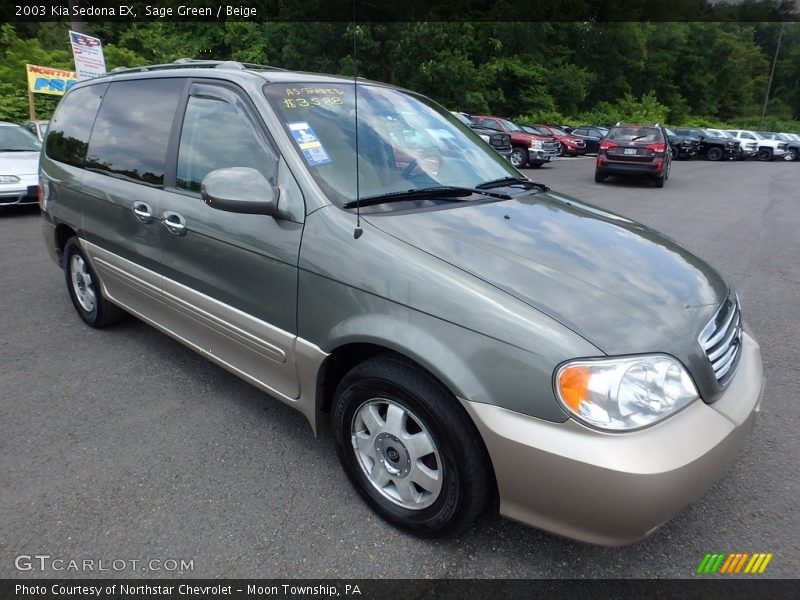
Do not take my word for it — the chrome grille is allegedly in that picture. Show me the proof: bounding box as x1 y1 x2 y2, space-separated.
699 295 743 386
542 141 560 152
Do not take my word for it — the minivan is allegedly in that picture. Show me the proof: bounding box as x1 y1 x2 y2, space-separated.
40 60 764 545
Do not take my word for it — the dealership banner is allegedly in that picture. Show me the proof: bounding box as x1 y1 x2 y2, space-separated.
69 30 106 80
25 64 78 96
1 579 797 600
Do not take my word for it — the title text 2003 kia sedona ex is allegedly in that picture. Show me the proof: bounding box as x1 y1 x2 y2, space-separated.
40 60 764 545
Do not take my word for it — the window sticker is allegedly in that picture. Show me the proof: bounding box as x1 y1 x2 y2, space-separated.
287 122 332 166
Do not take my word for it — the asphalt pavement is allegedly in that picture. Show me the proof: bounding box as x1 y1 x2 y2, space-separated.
1 157 798 578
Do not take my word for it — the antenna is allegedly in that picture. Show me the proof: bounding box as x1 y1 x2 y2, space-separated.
352 1 363 239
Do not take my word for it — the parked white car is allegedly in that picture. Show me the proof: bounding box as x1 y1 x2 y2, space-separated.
22 119 49 142
726 129 787 161
0 122 41 208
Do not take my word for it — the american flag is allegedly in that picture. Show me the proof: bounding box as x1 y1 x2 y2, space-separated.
70 32 101 48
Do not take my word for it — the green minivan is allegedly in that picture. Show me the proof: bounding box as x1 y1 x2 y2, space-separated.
40 60 764 545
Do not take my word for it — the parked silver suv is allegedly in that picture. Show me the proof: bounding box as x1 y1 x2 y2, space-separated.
40 61 764 545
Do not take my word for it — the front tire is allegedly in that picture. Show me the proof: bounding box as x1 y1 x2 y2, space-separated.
333 356 491 537
509 147 528 169
707 147 723 161
64 237 126 328
784 148 798 161
757 147 773 162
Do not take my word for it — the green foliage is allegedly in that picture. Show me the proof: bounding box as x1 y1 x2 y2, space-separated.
577 92 670 127
1 20 798 133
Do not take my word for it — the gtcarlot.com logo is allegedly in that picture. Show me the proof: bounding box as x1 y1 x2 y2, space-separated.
696 552 773 574
14 554 194 572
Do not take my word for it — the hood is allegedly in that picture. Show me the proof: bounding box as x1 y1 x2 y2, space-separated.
0 151 40 176
364 192 728 355
517 131 556 142
703 136 738 145
471 126 509 139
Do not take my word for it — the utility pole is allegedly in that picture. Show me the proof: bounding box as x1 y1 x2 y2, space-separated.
68 0 86 34
759 23 785 129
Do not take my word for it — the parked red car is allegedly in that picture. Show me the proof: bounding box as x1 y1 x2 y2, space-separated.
534 124 588 156
471 115 560 168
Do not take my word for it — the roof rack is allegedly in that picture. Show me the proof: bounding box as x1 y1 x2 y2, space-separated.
108 58 287 76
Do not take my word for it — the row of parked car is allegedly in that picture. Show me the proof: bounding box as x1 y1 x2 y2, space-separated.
452 112 800 165
3 110 798 212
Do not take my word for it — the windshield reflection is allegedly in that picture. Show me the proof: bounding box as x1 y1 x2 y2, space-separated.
264 83 517 208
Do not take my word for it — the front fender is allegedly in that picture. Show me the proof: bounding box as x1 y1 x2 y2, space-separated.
298 269 572 425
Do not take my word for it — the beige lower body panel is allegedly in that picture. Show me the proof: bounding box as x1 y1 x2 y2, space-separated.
81 240 327 433
460 333 763 546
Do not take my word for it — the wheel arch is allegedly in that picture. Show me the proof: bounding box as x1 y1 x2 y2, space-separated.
314 333 487 428
315 335 499 506
54 223 78 267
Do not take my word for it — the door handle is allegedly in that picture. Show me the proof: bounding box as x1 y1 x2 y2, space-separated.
163 211 187 236
132 201 154 224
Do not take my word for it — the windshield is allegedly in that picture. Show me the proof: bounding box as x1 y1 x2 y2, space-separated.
0 126 41 151
499 118 523 132
451 112 480 127
264 83 518 207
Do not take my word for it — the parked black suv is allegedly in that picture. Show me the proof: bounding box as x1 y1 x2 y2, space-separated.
595 124 672 187
674 128 740 161
665 127 700 160
451 112 512 160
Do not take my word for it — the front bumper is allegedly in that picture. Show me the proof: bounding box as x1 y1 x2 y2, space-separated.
0 174 38 206
528 148 559 163
562 143 587 155
460 331 763 546
491 144 513 158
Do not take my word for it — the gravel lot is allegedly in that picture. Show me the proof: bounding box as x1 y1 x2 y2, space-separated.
1 157 798 579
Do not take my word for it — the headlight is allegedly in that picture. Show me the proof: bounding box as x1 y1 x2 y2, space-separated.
555 355 699 431
479 134 490 143
0 175 21 183
530 141 543 149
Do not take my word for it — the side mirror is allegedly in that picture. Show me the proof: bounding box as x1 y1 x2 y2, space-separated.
201 167 278 216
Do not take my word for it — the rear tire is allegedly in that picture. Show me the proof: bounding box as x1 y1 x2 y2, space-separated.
64 237 126 328
594 171 606 183
332 356 491 537
654 174 665 188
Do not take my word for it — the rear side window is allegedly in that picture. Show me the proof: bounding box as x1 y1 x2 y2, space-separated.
45 84 107 167
85 78 184 186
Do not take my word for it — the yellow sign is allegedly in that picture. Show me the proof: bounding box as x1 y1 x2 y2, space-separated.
26 64 78 96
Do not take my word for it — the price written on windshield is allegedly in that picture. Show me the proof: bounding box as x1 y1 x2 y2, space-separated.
283 96 344 109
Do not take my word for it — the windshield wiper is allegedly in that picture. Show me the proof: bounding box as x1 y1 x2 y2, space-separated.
476 176 550 192
0 148 37 152
342 186 511 209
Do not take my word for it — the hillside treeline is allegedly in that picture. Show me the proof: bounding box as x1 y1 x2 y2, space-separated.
2 20 799 130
